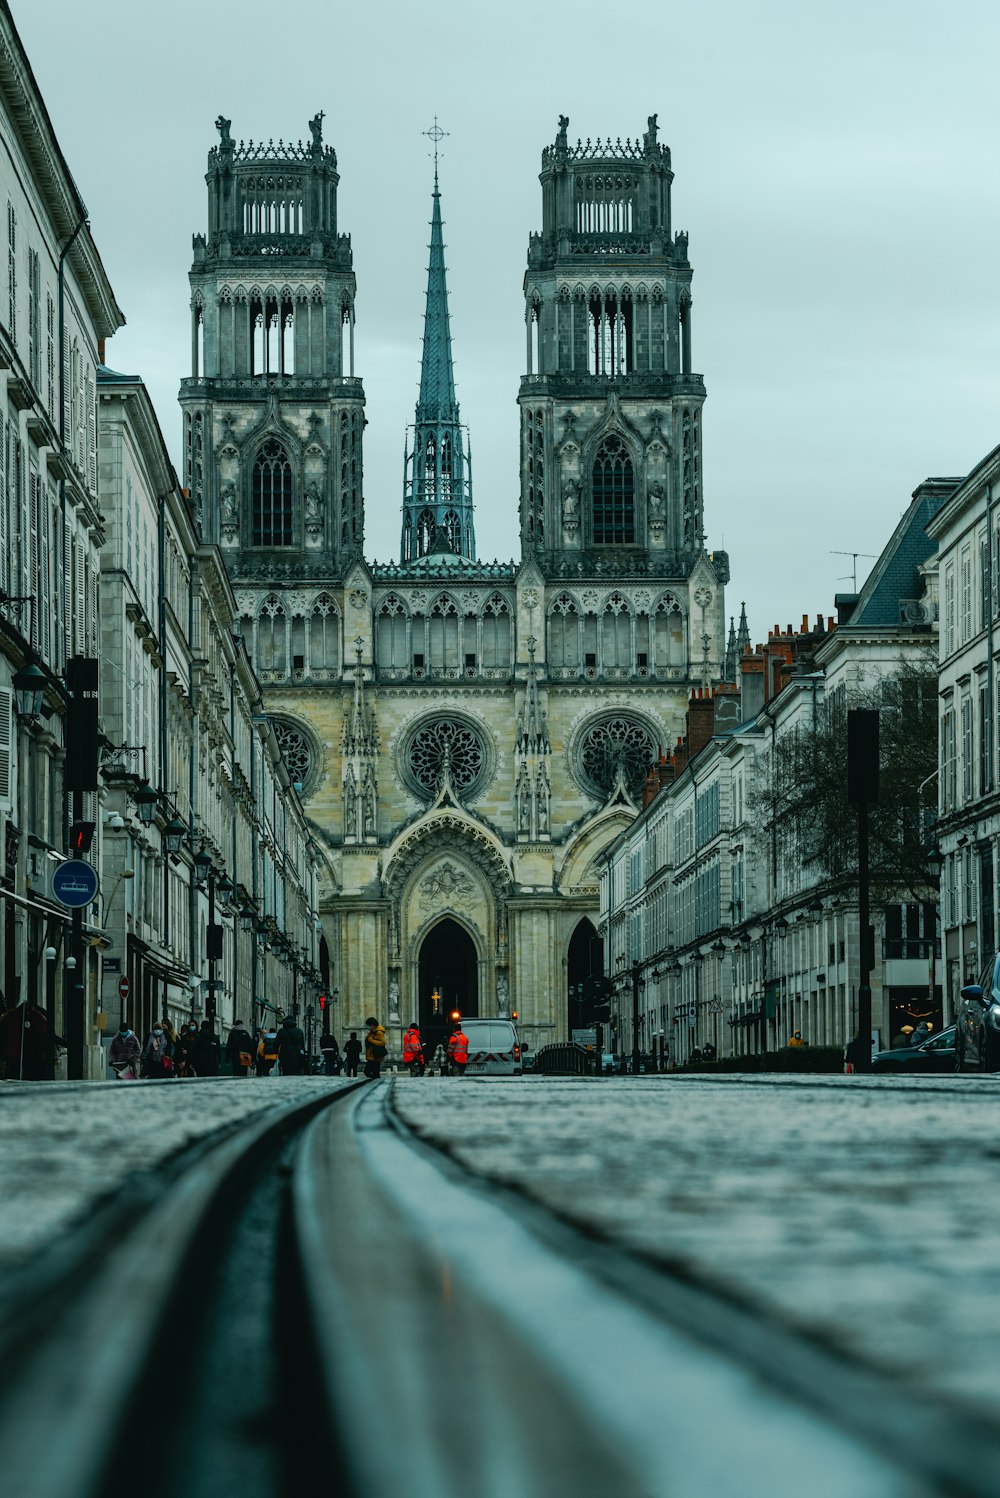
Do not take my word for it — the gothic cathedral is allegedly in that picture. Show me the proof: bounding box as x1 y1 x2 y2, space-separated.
179 112 728 1053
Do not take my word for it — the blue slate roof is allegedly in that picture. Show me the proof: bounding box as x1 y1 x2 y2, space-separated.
848 478 961 629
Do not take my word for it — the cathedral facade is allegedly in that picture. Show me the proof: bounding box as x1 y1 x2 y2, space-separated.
179 113 728 1053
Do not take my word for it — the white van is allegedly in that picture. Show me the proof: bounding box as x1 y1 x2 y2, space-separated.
461 1018 523 1076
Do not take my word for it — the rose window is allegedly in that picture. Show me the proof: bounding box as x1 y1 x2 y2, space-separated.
406 718 486 799
271 718 314 792
579 716 655 799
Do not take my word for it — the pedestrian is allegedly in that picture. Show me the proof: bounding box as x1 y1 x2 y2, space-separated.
890 1025 914 1050
225 1018 255 1077
0 1001 49 1081
402 1021 425 1077
190 1020 220 1077
257 1025 279 1076
319 1031 342 1076
141 1021 175 1079
911 1021 934 1044
175 1021 199 1077
787 1031 805 1048
343 1030 362 1078
430 1041 447 1076
109 1022 140 1080
364 1015 386 1079
276 1014 308 1075
447 1021 469 1078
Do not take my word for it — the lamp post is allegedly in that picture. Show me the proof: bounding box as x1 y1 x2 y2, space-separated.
193 847 231 1025
630 960 644 1076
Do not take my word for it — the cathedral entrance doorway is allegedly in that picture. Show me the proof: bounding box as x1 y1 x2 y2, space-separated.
418 918 479 1059
566 917 599 1038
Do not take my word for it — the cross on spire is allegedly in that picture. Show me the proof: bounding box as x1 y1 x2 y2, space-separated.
422 117 449 184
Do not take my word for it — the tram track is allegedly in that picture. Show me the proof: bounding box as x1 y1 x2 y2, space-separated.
0 1076 989 1497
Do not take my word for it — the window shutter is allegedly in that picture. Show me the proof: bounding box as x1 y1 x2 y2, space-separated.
0 686 11 809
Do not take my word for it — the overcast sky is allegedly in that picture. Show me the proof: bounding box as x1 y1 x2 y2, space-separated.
15 0 1000 644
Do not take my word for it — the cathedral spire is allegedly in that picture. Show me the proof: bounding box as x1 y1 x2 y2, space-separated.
401 124 475 563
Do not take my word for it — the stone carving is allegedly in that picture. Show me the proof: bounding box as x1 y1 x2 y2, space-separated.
521 587 539 611
220 484 238 538
556 115 569 151
561 480 580 534
648 481 664 521
215 116 232 149
349 587 367 611
694 586 713 609
644 113 658 152
309 111 325 148
388 975 400 1019
496 971 510 1017
419 860 476 911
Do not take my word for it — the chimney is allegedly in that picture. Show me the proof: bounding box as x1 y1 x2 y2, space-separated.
687 689 716 760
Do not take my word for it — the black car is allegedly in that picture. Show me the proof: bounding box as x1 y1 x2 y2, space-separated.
871 1025 956 1072
957 955 1000 1070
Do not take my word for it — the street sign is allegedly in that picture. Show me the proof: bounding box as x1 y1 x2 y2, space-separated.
118 977 130 1002
572 1027 598 1048
51 859 99 909
103 957 121 974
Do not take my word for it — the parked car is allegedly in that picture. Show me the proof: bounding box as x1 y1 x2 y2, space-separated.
871 1025 956 1072
957 956 1000 1070
520 1048 536 1073
600 1051 615 1074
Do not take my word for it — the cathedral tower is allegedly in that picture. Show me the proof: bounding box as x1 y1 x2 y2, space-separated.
180 114 365 595
520 114 717 587
400 159 475 562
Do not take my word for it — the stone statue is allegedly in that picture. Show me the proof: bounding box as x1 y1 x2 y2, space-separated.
215 116 232 149
344 791 357 836
309 111 325 148
496 971 509 1017
220 483 237 524
304 481 323 521
561 480 579 522
556 114 569 151
363 786 376 836
388 975 400 1018
518 786 531 834
648 480 664 520
536 790 549 834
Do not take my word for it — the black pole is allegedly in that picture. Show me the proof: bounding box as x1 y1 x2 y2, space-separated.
68 789 84 1080
857 804 872 1072
847 709 880 1074
207 874 216 1024
631 961 641 1075
759 930 768 1057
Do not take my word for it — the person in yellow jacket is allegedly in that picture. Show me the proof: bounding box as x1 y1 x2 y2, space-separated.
364 1015 387 1078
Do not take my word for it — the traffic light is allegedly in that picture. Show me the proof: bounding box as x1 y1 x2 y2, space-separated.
69 820 96 854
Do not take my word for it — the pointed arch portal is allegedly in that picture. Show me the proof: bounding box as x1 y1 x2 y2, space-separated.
418 918 479 1055
567 917 600 1037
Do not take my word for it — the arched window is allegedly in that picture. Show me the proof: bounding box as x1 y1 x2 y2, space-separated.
252 439 293 547
416 508 435 557
592 436 634 545
481 594 511 670
654 594 685 669
601 592 631 670
428 595 459 673
258 594 287 673
310 594 339 672
548 593 580 672
376 594 408 670
443 509 461 555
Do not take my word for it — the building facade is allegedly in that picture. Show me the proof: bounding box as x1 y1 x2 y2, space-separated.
98 368 325 1065
927 446 1000 1015
0 4 123 1075
180 113 729 1054
602 480 947 1063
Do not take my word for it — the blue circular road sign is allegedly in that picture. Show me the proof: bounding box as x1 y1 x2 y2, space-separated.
51 859 100 909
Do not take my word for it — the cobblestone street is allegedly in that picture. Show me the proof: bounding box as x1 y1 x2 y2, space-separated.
395 1074 1000 1421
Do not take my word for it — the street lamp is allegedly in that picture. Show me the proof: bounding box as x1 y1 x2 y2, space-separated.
192 847 225 1022
12 660 46 719
134 781 159 826
164 816 186 855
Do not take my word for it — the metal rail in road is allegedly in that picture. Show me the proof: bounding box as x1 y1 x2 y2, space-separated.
0 1078 992 1497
